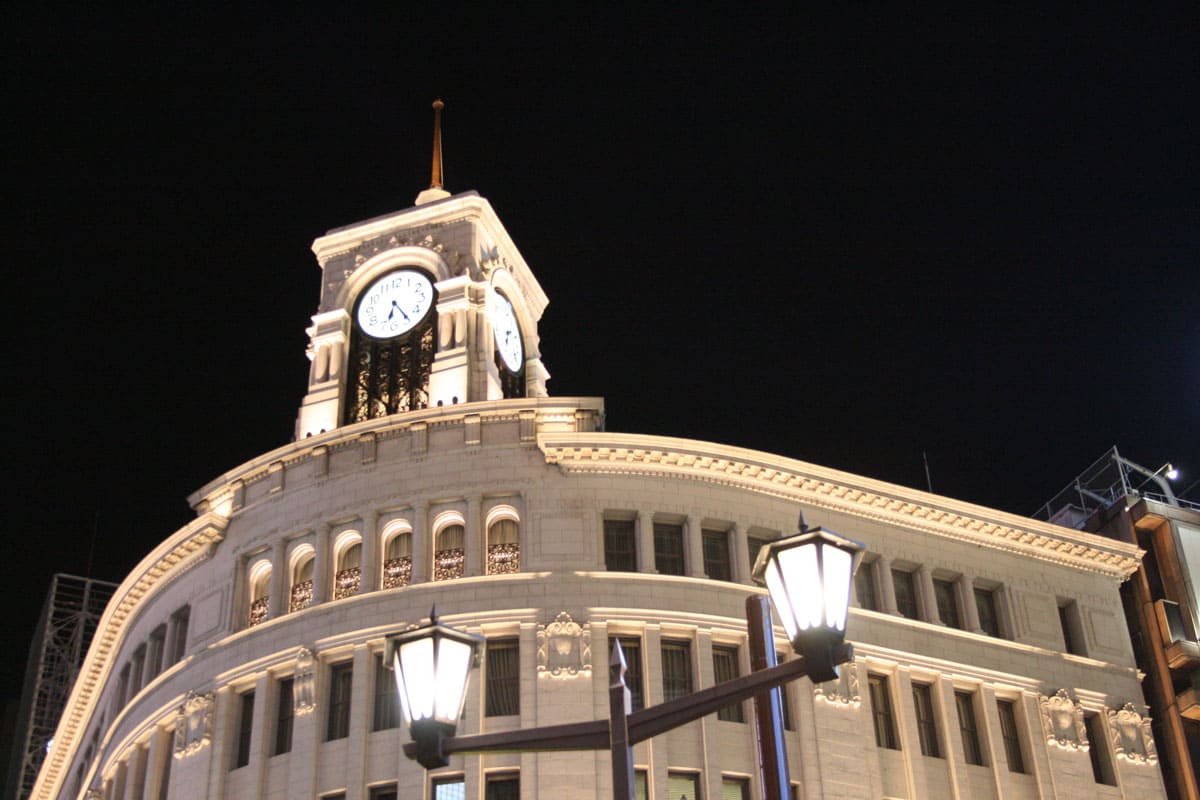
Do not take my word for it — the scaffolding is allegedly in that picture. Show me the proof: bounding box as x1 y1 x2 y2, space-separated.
6 574 117 800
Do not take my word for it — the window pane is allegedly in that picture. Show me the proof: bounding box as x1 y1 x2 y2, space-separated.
610 636 644 711
661 641 693 702
997 700 1026 773
934 579 961 628
634 770 649 800
326 662 353 740
855 562 878 611
869 674 898 749
975 587 1000 637
486 639 520 716
955 692 983 765
433 777 465 800
654 523 685 575
722 777 751 800
912 683 940 757
1086 712 1116 785
369 786 398 800
702 529 732 581
604 519 637 571
234 691 254 769
712 646 744 722
435 525 465 581
892 569 918 619
373 654 400 731
485 775 519 800
274 677 294 755
668 772 701 800
487 519 521 575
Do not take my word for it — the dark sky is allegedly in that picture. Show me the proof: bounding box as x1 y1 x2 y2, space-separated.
2 7 1197 705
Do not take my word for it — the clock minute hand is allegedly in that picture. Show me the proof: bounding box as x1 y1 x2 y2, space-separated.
391 299 410 321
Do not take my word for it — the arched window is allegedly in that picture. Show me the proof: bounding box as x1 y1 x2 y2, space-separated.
382 522 413 589
289 546 315 613
248 560 272 627
333 532 362 600
434 514 466 581
486 507 520 575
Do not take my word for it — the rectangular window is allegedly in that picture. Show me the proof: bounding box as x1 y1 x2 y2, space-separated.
721 777 751 800
654 522 686 575
432 776 465 800
934 578 961 629
855 561 879 611
131 645 147 694
234 690 254 769
869 674 899 749
486 639 520 717
635 770 649 800
373 653 400 730
702 528 732 581
169 606 190 665
975 587 1001 637
116 665 131 709
326 661 353 741
369 786 397 800
485 773 519 800
610 636 645 711
912 682 941 757
274 677 294 756
146 626 166 682
1085 712 1116 785
604 518 637 571
661 640 693 702
997 700 1026 773
747 535 771 571
955 691 984 765
668 772 702 800
892 568 918 619
1058 599 1086 656
712 645 744 722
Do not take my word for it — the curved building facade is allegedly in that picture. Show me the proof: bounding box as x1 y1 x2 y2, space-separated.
34 191 1169 800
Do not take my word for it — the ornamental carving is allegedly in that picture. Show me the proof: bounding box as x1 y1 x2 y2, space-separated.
173 691 214 758
1040 689 1087 750
1108 703 1158 765
294 647 316 715
537 612 591 677
813 661 860 708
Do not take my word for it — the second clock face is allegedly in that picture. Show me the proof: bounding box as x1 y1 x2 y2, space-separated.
492 292 524 373
356 270 435 339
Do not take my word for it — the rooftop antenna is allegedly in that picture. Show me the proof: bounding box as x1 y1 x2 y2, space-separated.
415 98 451 205
922 452 934 493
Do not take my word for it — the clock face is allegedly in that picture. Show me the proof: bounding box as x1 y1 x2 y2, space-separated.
491 292 524 373
355 270 435 339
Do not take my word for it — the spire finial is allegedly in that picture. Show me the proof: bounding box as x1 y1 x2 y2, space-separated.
430 99 444 190
415 99 452 205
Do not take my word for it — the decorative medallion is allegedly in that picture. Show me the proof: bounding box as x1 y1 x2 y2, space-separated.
173 691 214 758
1108 703 1158 765
813 661 860 708
536 612 591 677
293 647 316 715
1040 689 1087 750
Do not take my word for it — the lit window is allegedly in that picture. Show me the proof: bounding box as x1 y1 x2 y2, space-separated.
668 772 701 800
635 770 649 800
722 776 751 800
702 528 732 581
382 531 412 589
912 682 941 757
955 691 984 765
892 568 919 619
248 559 272 627
432 775 465 800
487 516 520 575
604 518 637 571
712 645 744 722
997 699 1026 773
869 674 899 750
933 578 961 629
435 524 465 581
289 549 315 613
609 636 645 711
326 662 353 741
334 535 362 600
486 639 519 717
654 522 685 576
661 640 693 702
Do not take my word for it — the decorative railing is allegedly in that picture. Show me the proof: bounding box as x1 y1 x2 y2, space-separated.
434 548 465 581
289 580 313 613
383 556 412 589
248 596 269 627
334 567 361 600
487 543 520 575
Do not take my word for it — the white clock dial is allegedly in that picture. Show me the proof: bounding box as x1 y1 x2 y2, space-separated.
356 270 435 339
491 292 524 373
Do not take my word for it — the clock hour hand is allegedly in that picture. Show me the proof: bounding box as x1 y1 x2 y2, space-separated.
391 299 410 321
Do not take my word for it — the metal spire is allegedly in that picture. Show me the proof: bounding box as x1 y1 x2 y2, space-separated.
430 99 444 190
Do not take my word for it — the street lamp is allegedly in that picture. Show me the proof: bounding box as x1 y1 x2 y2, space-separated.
388 512 864 799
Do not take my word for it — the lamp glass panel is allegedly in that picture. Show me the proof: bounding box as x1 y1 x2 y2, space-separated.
764 560 799 641
822 544 853 630
777 541 823 630
434 637 474 722
396 637 434 721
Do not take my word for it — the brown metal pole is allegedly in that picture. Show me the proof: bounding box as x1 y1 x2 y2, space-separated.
747 595 790 800
609 641 636 800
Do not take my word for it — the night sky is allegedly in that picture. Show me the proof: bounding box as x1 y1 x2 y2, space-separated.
3 7 1197 706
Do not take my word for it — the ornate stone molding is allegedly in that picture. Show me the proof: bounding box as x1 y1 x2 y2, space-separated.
173 691 214 758
537 612 591 677
539 433 1140 578
1108 703 1158 765
813 661 860 708
1040 689 1087 750
294 647 316 715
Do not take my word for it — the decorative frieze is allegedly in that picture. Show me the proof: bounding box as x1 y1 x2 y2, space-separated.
1041 689 1087 750
293 647 316 715
537 612 591 677
173 691 214 758
1108 703 1158 765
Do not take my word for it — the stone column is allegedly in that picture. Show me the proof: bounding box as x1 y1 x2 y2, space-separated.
686 515 706 578
360 510 380 593
466 495 484 577
345 645 372 799
411 502 431 584
312 523 332 604
248 673 270 798
877 557 899 615
270 539 287 621
961 574 982 633
917 564 937 624
636 510 656 573
731 523 750 583
142 726 172 800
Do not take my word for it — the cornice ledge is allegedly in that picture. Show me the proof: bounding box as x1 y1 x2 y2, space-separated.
538 432 1141 580
31 513 228 800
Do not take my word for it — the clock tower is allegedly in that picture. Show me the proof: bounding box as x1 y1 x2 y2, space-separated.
294 102 549 439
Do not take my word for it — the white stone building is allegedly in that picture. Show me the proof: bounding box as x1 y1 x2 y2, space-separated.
33 186 1169 800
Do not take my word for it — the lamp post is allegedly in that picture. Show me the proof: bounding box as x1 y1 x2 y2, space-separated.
388 513 864 800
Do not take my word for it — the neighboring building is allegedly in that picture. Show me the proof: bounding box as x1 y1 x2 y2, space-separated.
7 575 117 800
32 170 1171 798
1037 447 1200 800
